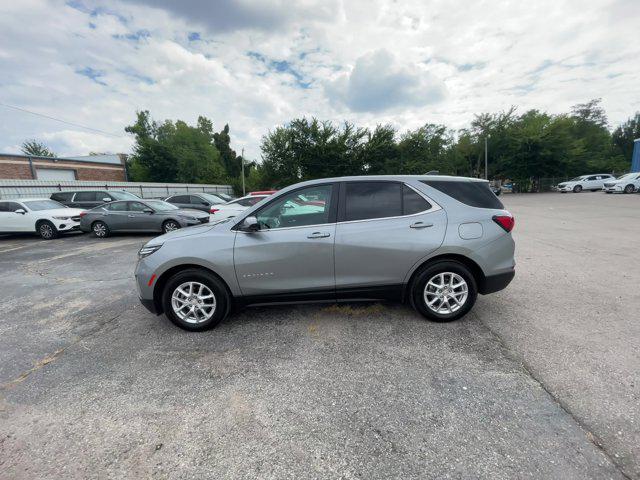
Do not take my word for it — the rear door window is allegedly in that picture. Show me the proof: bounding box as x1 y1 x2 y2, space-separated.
74 191 97 201
344 182 402 221
51 192 74 202
105 202 128 211
403 185 431 215
421 180 504 209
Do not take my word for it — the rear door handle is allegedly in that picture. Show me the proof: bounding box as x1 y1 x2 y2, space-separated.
307 232 330 239
128 215 136 218
410 222 433 229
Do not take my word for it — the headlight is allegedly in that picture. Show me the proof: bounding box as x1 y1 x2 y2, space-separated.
52 216 70 220
138 244 162 258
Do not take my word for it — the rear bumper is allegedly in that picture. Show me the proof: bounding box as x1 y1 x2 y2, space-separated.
479 270 515 294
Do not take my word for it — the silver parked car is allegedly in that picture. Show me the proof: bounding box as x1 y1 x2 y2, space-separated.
135 176 516 331
80 199 209 237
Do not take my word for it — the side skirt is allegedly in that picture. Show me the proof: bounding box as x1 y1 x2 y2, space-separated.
236 284 404 308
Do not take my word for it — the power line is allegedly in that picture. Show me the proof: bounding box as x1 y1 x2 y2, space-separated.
0 102 125 138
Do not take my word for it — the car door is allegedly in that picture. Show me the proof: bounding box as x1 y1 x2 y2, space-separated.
100 201 128 230
334 181 446 295
189 195 210 212
584 176 598 190
126 201 157 231
233 183 337 298
72 191 98 209
166 195 191 210
0 201 29 231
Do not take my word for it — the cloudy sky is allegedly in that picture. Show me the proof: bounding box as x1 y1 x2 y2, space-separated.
0 0 638 160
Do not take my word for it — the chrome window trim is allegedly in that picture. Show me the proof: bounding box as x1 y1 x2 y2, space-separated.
236 182 441 232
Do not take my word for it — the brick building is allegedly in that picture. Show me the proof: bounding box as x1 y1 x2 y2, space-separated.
0 153 128 181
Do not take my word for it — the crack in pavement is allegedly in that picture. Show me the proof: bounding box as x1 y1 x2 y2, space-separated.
0 309 127 394
472 310 633 480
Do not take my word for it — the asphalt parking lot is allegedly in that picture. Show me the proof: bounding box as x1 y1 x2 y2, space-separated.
0 192 638 479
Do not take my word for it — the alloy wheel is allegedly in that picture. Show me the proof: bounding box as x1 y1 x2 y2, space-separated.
171 281 216 324
423 272 469 315
164 221 179 233
40 224 54 239
93 222 107 237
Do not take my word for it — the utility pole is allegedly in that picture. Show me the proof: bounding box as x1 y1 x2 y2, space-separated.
484 135 489 180
241 148 246 196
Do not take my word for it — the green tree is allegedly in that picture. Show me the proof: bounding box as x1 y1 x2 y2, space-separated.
612 113 640 162
21 139 55 157
125 111 225 184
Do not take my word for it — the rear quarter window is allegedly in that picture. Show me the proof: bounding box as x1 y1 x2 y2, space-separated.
421 180 504 209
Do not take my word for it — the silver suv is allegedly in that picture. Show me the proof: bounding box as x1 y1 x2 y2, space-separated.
135 176 515 331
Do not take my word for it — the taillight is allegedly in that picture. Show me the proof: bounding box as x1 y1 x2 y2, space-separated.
210 207 219 214
79 211 87 218
492 214 515 232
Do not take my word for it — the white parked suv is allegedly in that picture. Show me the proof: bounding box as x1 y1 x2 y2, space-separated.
557 174 615 193
602 172 640 194
209 194 270 221
0 198 84 239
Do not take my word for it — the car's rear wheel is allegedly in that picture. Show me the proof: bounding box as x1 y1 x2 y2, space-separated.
411 261 477 322
37 221 58 240
624 184 634 194
162 220 180 233
162 269 229 331
92 221 109 238
573 185 582 193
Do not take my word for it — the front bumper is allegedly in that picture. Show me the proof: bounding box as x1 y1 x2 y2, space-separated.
557 185 573 192
53 219 81 232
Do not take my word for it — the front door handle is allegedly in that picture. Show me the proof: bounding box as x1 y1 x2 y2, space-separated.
128 215 136 218
410 222 433 229
307 232 330 239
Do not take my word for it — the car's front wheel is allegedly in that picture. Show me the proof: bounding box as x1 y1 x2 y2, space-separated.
411 261 477 322
92 221 109 238
162 269 230 331
624 184 634 194
162 220 180 233
37 220 58 240
573 185 582 193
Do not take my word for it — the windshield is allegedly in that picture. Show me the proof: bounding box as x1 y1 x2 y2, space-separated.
23 199 67 211
216 193 233 201
144 200 178 211
199 193 226 204
110 191 139 200
616 173 634 180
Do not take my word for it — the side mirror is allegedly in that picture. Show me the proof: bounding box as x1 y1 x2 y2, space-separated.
103 197 111 202
143 208 154 214
241 216 259 232
14 209 26 215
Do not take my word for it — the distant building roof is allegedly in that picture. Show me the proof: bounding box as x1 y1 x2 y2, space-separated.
0 152 125 165
61 154 124 165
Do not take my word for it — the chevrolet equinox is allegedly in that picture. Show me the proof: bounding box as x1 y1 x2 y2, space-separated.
135 176 515 331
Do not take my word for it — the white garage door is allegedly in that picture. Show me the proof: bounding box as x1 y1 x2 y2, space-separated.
36 168 76 181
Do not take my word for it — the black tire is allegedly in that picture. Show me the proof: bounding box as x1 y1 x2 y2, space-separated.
37 220 58 240
624 184 634 194
162 268 230 331
92 220 110 238
573 185 582 193
162 220 181 234
411 261 478 323
605 191 612 194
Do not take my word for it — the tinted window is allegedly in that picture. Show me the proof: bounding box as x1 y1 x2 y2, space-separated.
129 201 148 212
422 180 504 209
0 202 22 212
51 192 74 202
235 196 264 207
168 195 190 203
74 191 97 201
105 202 128 211
403 185 431 215
256 185 333 229
345 182 401 221
586 176 597 181
191 195 209 205
199 193 226 204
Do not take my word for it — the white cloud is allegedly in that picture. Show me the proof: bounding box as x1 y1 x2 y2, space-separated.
0 0 638 162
